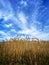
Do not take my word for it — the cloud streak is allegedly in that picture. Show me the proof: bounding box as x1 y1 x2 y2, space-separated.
0 0 49 41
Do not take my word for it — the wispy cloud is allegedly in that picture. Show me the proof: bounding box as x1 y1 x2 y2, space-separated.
0 30 16 41
0 0 49 41
3 13 14 21
4 23 13 28
0 31 7 36
17 25 49 40
0 0 13 21
17 11 27 29
10 29 17 33
20 0 28 7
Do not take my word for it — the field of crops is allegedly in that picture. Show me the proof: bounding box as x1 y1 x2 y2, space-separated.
0 39 49 65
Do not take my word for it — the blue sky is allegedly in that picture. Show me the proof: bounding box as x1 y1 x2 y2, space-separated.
0 0 49 41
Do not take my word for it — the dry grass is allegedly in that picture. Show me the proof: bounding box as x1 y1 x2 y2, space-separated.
0 39 49 65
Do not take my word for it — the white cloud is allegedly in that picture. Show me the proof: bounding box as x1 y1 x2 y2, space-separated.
0 0 49 41
2 11 27 30
18 26 39 37
0 30 13 41
18 29 30 35
37 32 49 40
0 0 13 21
3 35 12 41
17 12 27 29
17 12 27 24
0 30 12 37
20 0 28 7
3 13 14 21
4 23 13 28
0 31 7 36
10 29 16 33
17 25 49 40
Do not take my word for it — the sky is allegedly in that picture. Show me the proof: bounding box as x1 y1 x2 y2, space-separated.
0 0 49 41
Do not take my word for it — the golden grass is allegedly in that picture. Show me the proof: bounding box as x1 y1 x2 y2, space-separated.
0 40 49 65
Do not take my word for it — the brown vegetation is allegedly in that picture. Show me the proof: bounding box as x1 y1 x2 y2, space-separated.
0 39 49 65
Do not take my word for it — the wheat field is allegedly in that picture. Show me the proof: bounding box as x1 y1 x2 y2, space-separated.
0 39 49 65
